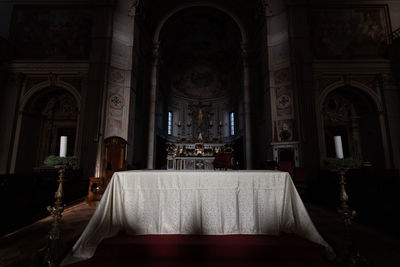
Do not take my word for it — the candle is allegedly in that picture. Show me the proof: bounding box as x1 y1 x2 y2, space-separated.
219 121 222 126
59 136 68 157
334 136 344 159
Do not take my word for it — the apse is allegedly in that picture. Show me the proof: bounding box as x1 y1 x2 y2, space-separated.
154 7 243 169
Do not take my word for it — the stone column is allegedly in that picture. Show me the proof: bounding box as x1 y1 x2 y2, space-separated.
1 73 23 174
242 44 252 169
380 73 400 168
96 0 139 176
103 3 137 140
146 43 160 169
265 3 299 167
350 115 362 162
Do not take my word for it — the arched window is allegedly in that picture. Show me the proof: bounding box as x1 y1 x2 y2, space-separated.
167 111 173 135
230 112 235 136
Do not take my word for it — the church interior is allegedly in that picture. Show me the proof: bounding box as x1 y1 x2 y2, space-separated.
0 0 400 266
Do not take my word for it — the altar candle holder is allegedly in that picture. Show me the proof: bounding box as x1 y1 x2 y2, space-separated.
177 121 182 142
44 165 67 267
325 156 367 266
218 121 223 141
186 121 192 142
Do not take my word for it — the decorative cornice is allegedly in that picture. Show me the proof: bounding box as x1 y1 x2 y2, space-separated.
312 59 392 74
7 61 90 74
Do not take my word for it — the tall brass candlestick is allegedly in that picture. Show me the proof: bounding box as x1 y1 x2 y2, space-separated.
44 165 67 267
177 121 182 142
325 157 367 266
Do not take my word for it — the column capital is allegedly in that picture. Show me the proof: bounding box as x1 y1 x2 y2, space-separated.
152 42 160 54
152 42 160 65
128 0 140 17
261 0 273 17
241 42 248 53
241 43 249 67
6 72 24 89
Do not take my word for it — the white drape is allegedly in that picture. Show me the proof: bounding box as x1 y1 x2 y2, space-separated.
62 170 332 265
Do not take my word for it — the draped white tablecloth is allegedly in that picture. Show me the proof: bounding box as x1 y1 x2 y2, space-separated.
62 170 332 265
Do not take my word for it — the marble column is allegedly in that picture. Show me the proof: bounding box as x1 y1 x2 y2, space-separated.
350 115 362 162
2 73 23 174
242 44 252 169
147 43 160 169
97 0 138 176
380 73 399 168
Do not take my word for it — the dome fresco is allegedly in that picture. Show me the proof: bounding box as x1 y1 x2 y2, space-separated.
159 7 241 100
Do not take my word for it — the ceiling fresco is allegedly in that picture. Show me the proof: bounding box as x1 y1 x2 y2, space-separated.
159 7 242 100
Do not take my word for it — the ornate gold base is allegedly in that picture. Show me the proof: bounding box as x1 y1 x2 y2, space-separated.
43 165 67 267
85 177 104 206
333 168 369 267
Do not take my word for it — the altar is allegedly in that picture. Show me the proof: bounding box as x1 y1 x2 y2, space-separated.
166 142 233 170
62 170 332 265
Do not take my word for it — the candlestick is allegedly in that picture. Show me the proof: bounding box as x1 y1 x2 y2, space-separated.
45 165 67 266
59 136 67 158
334 136 344 159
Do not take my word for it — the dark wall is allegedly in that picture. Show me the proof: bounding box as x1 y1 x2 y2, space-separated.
15 115 41 173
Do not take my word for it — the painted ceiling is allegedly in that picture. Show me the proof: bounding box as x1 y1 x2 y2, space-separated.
159 7 242 100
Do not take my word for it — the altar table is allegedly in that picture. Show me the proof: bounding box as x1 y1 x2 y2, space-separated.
62 170 332 265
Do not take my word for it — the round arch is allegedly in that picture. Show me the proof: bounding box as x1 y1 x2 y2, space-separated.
20 81 81 113
318 81 383 114
316 82 390 167
147 2 252 169
10 81 82 173
153 2 247 44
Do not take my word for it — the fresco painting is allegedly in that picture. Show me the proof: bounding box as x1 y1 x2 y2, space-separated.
13 8 92 59
311 7 390 59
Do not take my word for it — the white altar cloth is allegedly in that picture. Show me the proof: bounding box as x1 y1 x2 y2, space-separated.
62 170 332 265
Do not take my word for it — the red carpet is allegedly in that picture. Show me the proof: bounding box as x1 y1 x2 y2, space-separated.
68 233 333 267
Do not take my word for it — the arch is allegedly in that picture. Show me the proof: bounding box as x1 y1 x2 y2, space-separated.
20 80 81 113
153 2 247 44
316 81 390 167
318 81 383 114
10 80 82 173
147 2 252 169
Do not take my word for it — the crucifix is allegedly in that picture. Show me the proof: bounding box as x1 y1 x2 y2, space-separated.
188 102 212 141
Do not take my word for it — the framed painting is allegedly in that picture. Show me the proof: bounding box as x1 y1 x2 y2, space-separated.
310 5 391 59
10 6 92 60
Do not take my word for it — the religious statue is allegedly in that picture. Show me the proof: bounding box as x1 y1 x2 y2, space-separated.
198 106 204 128
188 102 210 141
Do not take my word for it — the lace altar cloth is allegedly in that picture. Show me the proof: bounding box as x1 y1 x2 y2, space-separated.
62 170 332 265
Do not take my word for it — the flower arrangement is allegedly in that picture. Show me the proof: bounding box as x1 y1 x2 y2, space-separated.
44 155 78 167
324 157 361 171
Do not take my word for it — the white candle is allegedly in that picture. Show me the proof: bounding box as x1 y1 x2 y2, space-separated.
334 136 344 159
59 136 68 157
